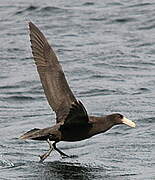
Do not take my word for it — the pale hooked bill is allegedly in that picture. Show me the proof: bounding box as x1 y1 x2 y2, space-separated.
122 117 136 128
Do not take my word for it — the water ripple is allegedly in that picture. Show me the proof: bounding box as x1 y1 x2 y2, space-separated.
112 17 136 24
15 5 38 15
0 95 36 102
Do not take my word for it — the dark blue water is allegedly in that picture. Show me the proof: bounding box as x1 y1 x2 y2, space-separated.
0 0 155 179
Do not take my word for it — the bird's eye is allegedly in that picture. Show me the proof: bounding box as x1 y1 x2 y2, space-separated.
49 134 55 138
119 114 123 119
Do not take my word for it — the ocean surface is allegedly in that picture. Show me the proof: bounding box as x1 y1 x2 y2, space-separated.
0 0 155 179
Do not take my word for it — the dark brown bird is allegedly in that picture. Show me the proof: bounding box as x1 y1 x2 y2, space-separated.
20 22 136 162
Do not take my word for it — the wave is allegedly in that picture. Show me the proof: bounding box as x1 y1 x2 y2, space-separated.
15 5 38 15
111 17 136 24
79 88 125 97
1 95 36 102
40 6 63 12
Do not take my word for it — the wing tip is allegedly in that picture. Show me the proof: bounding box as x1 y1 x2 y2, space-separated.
28 21 36 30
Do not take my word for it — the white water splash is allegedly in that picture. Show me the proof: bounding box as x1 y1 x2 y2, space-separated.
0 155 14 167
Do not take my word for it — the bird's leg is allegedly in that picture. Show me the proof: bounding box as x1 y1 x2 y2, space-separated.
53 142 69 157
39 139 53 162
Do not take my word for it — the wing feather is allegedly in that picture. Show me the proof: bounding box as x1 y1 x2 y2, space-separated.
29 22 76 123
59 101 91 131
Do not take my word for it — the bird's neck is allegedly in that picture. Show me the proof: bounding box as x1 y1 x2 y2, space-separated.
88 116 114 137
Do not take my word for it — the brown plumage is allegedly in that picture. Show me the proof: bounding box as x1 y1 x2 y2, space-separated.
20 22 136 162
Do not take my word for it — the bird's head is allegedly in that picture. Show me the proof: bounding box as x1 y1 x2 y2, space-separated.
108 113 136 128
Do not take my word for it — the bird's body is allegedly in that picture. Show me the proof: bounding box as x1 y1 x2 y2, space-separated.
21 115 125 142
20 22 136 162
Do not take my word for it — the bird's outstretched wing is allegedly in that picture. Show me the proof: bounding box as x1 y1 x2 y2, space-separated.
29 22 76 123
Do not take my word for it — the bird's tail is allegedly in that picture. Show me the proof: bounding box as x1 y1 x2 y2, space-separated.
19 127 51 141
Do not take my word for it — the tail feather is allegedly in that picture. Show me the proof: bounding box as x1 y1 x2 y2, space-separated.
20 128 50 140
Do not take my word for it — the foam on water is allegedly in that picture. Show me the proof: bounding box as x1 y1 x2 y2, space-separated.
0 155 14 168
